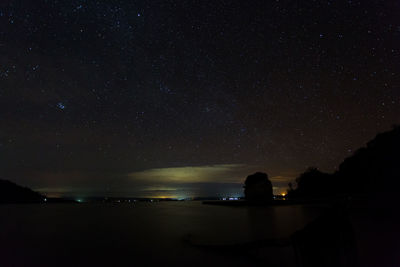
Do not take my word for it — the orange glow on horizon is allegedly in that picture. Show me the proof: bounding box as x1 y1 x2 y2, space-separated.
147 195 178 199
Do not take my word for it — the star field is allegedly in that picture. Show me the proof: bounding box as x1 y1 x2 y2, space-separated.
0 0 399 197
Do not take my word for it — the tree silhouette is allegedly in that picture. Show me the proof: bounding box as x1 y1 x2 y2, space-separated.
335 125 400 195
287 125 400 199
244 172 273 201
287 167 332 199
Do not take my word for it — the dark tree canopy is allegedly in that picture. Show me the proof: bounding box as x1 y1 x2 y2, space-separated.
336 125 400 194
288 125 400 199
287 168 332 199
244 172 273 201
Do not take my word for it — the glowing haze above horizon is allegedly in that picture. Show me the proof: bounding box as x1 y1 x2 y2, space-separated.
1 0 399 198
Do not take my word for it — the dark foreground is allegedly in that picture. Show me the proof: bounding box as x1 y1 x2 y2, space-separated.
0 201 398 267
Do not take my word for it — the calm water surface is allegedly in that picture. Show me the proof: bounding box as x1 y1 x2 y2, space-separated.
0 201 327 266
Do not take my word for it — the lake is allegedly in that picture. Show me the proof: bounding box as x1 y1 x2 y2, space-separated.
0 201 397 266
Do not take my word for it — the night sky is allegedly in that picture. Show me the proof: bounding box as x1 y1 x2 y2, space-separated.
1 0 399 198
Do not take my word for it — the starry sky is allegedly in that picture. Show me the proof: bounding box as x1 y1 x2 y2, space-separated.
1 0 399 198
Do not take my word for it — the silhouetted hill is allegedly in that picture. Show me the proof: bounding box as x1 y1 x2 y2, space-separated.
0 179 45 204
288 125 400 198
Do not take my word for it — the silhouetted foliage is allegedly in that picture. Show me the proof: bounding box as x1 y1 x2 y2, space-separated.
287 168 333 199
287 125 400 199
0 179 44 203
335 125 400 195
244 172 273 201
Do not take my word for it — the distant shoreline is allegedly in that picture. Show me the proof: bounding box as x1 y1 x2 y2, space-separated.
202 199 344 207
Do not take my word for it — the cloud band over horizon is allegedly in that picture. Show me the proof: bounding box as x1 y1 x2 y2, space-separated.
23 164 296 198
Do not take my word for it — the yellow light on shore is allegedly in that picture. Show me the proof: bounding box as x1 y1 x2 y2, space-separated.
281 193 286 197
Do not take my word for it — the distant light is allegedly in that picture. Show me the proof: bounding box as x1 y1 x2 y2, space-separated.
57 102 65 110
222 198 227 201
44 198 47 202
281 193 286 197
76 199 82 203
